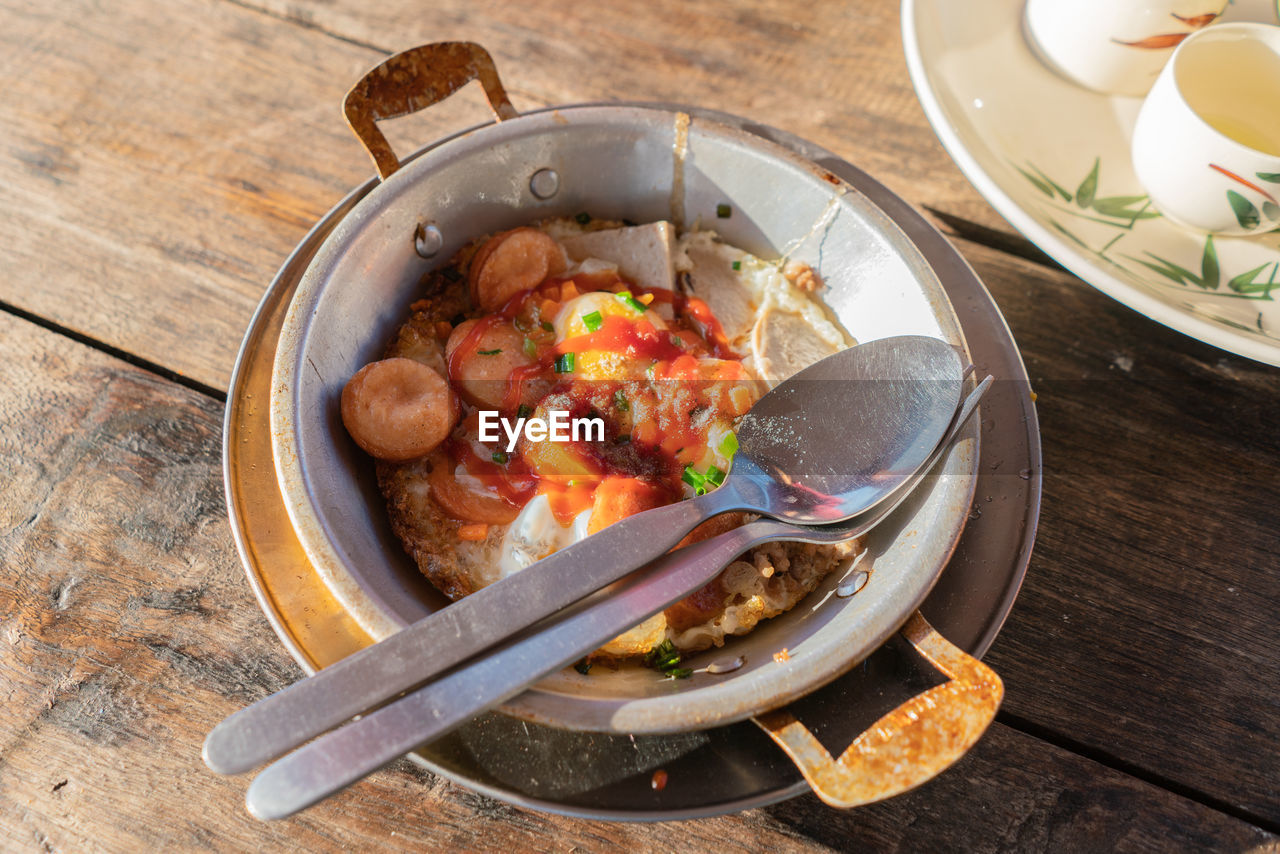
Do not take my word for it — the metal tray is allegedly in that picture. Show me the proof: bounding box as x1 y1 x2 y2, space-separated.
223 104 1041 820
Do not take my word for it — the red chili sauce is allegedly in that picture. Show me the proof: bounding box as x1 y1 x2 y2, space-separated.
440 269 751 527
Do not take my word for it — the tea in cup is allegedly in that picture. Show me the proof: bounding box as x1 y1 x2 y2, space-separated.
1025 0 1228 96
1131 23 1280 235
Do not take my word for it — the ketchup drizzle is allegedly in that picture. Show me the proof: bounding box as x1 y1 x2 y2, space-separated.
441 269 747 524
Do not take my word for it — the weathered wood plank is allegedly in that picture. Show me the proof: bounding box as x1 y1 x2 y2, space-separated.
1 0 459 391
0 0 1011 394
7 0 1280 840
0 311 815 851
946 234 1280 825
767 724 1274 853
2 312 1272 850
229 0 996 224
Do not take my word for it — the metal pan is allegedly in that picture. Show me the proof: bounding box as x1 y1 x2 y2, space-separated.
268 43 980 739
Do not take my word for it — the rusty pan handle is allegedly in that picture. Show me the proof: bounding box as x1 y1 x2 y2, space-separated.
754 611 1003 808
344 42 519 179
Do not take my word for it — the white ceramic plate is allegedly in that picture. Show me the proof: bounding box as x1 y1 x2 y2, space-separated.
904 0 1280 365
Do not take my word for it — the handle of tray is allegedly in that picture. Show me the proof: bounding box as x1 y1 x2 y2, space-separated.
753 611 1003 808
344 42 519 179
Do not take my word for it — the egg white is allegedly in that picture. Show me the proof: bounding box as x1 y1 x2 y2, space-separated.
500 243 787 572
497 494 592 578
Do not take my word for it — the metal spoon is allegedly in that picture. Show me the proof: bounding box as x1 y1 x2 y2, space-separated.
204 335 963 777
243 374 990 820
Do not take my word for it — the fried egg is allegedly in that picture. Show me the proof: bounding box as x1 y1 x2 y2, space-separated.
373 218 860 658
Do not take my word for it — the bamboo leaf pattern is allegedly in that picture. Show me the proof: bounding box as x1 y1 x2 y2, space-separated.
1076 159 1099 209
1016 157 1278 304
1129 255 1200 286
1015 159 1158 229
1027 163 1072 201
1201 235 1219 289
1207 314 1262 332
1228 190 1261 230
1046 218 1089 250
1090 195 1148 216
1093 196 1161 220
1127 237 1219 290
1228 263 1276 295
1016 165 1057 199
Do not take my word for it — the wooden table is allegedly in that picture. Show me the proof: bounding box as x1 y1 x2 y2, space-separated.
3 1 1278 850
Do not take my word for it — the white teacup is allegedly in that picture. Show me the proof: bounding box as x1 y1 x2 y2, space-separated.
1025 0 1228 96
1131 23 1280 236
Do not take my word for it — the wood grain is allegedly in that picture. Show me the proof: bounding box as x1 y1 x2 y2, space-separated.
949 234 1280 824
227 0 998 224
766 724 1275 853
0 0 1007 393
2 0 382 390
6 0 1280 845
2 311 1273 851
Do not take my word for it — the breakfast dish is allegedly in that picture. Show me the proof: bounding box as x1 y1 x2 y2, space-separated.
341 218 859 660
269 100 979 734
230 110 1036 812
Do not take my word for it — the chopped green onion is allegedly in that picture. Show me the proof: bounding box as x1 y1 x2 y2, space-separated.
541 320 555 333
682 465 708 495
575 211 592 225
555 352 576 373
491 451 509 464
476 348 502 356
523 337 537 359
517 403 532 420
581 310 603 332
683 463 726 494
645 640 676 667
716 203 732 219
731 260 741 271
613 389 629 412
644 640 690 678
719 431 739 458
670 335 684 347
616 291 647 313
574 658 592 675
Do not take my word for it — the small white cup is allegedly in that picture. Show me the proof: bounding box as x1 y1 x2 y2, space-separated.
1131 23 1280 236
1025 0 1228 96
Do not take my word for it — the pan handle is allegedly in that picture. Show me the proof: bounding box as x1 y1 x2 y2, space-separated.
753 611 1002 808
344 42 519 179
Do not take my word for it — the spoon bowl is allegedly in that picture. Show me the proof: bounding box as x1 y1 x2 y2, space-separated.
723 335 964 523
